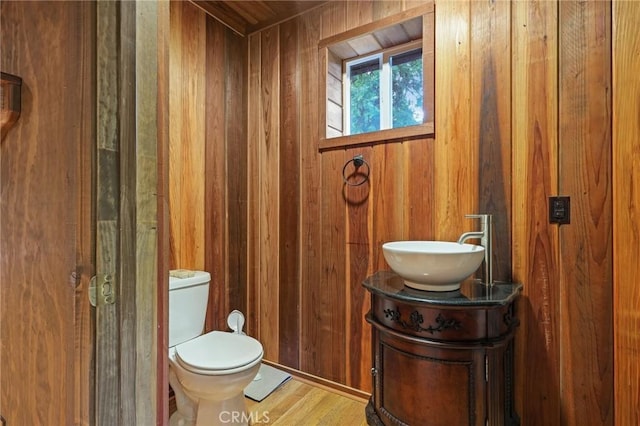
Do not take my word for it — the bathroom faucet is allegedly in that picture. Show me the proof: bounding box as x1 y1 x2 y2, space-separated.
457 214 493 286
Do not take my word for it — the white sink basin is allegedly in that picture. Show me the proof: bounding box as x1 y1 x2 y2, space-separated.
382 241 485 291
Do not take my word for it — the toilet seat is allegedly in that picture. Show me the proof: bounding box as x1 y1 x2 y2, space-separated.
175 331 263 375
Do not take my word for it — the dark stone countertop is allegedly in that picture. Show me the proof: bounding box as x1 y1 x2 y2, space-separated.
363 271 522 307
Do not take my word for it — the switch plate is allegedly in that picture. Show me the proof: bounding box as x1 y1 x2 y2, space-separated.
549 196 570 224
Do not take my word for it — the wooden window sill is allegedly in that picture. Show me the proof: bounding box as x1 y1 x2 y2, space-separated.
318 121 434 151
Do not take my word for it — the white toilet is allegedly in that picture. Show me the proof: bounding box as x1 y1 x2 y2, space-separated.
168 270 263 426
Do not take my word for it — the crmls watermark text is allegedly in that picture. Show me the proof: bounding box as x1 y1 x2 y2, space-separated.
219 410 271 424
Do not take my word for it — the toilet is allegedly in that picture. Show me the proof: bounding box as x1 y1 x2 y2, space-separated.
168 270 263 426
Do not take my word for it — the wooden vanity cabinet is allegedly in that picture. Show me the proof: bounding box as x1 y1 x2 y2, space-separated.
363 272 522 426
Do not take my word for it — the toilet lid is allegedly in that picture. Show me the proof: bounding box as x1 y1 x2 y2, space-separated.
175 331 263 372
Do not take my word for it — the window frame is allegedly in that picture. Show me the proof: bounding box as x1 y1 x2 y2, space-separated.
318 3 435 151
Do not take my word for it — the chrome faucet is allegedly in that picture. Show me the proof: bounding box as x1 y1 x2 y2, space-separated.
457 214 493 286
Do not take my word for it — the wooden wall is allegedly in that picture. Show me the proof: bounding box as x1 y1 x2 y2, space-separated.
169 1 248 331
169 0 640 423
243 0 616 423
243 0 517 390
0 1 94 424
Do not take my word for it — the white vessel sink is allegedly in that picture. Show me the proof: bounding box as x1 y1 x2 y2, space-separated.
382 241 485 291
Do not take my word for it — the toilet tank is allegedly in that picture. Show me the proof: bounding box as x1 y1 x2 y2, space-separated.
169 270 211 347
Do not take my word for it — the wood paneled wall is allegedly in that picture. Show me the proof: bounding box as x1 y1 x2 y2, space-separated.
168 0 640 423
169 1 248 331
242 0 616 422
0 1 95 424
613 2 640 424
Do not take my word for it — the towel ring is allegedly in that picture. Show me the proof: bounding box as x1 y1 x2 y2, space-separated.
342 155 370 186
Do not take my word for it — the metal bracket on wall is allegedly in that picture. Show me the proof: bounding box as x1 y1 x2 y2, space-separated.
89 274 116 307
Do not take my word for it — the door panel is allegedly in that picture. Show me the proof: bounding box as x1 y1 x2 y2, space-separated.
0 1 95 424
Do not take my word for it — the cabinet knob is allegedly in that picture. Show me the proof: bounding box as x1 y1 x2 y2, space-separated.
371 368 378 376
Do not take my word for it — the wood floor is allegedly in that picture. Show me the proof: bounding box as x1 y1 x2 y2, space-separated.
245 378 368 425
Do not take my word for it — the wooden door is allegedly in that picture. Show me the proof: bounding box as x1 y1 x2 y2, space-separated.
0 1 95 424
1 1 168 425
375 330 487 426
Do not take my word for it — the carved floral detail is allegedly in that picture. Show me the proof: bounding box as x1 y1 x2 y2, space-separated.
503 303 520 328
383 308 461 334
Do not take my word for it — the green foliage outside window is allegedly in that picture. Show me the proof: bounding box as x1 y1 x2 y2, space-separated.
350 66 380 135
392 55 423 128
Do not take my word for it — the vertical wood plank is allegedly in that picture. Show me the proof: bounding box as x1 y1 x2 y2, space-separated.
345 0 374 31
132 1 162 423
344 145 373 391
471 0 512 282
168 0 182 270
372 0 403 20
403 138 434 241
169 1 206 270
225 29 249 326
434 0 473 241
298 8 322 374
156 1 171 424
371 143 404 270
119 2 138 422
205 17 227 332
512 1 560 422
246 32 262 337
278 18 301 367
343 0 374 392
558 2 613 424
613 2 640 424
75 1 97 422
259 26 281 361
96 1 121 423
318 148 348 382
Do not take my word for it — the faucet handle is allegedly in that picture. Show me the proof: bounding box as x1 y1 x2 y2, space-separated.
465 213 491 220
465 214 492 229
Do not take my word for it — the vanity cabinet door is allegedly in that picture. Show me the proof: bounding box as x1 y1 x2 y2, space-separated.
373 329 487 426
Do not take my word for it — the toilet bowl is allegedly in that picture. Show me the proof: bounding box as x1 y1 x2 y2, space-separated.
168 271 263 426
169 332 263 426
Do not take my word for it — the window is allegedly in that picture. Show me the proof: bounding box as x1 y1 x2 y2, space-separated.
346 57 381 134
345 44 423 136
318 3 435 150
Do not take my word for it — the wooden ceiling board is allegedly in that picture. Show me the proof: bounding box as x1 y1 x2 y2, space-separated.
191 1 249 35
373 26 409 48
326 17 424 60
328 42 359 60
192 0 326 36
348 34 383 56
